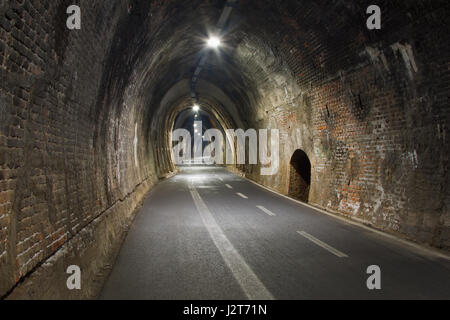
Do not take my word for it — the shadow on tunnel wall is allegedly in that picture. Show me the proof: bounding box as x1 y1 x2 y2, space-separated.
288 150 311 203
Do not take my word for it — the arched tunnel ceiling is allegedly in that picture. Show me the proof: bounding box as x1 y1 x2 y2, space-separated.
100 0 351 123
101 0 448 132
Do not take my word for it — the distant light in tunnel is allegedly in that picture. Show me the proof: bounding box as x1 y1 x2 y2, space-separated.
206 36 221 49
193 105 200 112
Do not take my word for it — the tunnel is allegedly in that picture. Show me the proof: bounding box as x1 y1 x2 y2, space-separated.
288 149 311 203
0 0 449 301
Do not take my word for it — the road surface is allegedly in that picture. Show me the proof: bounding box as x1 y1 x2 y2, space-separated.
99 166 450 300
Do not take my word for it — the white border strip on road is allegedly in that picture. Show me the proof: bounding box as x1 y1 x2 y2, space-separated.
243 175 450 261
189 183 274 300
256 205 276 217
297 231 348 258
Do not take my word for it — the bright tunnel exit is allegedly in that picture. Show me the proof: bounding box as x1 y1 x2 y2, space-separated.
171 105 228 166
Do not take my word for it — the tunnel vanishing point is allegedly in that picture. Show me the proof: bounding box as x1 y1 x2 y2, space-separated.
0 1 449 300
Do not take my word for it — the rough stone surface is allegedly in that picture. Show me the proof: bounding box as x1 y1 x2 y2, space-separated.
0 0 449 299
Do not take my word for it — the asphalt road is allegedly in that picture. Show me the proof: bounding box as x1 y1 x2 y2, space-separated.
99 166 450 300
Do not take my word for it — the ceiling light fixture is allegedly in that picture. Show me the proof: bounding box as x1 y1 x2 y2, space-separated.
193 105 200 112
206 36 221 49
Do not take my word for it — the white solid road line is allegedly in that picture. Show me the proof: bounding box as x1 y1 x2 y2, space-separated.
189 183 274 300
297 231 349 258
236 193 248 199
225 184 233 189
256 205 276 217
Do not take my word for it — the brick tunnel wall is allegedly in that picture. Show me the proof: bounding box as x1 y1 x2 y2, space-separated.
0 1 162 299
232 1 450 251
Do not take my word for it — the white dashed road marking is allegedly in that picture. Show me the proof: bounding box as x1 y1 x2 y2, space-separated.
236 193 248 199
297 231 349 258
256 205 276 216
